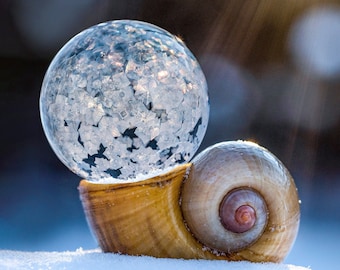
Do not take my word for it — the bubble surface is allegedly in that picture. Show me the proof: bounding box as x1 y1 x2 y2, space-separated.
40 20 209 182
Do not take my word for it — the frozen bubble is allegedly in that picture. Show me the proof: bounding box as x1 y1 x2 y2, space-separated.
40 20 209 182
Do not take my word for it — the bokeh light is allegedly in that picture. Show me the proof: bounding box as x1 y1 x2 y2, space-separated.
289 5 340 79
200 54 260 143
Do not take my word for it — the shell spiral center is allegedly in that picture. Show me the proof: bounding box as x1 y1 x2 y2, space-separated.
219 188 267 235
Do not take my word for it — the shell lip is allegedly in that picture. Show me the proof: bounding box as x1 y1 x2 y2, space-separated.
79 163 192 190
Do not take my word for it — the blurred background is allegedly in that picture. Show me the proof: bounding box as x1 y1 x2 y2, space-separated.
0 0 339 269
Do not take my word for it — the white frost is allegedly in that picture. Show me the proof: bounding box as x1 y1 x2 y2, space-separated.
0 249 310 270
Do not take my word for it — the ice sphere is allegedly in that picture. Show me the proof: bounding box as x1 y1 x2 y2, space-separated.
40 20 209 182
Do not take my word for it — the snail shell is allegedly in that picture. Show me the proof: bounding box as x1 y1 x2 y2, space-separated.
181 141 300 262
79 140 300 262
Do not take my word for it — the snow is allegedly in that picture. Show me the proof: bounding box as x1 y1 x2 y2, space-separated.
0 248 309 270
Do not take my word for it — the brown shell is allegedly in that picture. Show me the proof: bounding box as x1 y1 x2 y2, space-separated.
79 163 240 260
79 141 300 262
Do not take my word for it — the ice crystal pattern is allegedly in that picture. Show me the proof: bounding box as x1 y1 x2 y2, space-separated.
40 20 209 181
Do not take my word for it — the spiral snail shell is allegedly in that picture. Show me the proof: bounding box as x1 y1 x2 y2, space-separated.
79 140 300 262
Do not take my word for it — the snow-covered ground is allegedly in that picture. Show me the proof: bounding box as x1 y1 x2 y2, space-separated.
0 248 309 270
